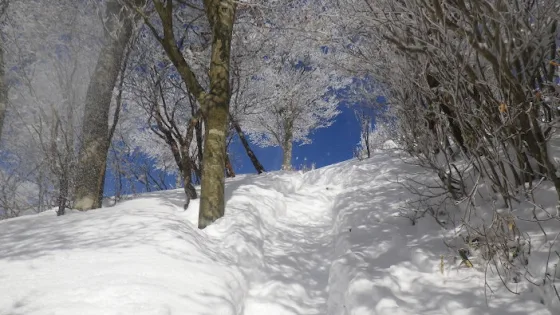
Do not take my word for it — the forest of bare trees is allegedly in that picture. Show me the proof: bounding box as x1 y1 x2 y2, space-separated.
0 0 343 228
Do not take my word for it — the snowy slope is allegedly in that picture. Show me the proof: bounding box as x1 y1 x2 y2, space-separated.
307 152 553 315
0 149 557 315
0 198 248 315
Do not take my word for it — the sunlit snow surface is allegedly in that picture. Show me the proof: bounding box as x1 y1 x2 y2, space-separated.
0 149 556 314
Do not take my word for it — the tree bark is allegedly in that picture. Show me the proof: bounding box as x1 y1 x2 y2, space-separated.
225 153 235 178
197 0 236 229
0 0 7 144
282 136 293 171
194 120 204 181
198 105 229 228
180 142 197 209
0 33 6 143
282 117 294 171
231 119 265 174
73 0 136 210
57 173 68 216
190 94 204 181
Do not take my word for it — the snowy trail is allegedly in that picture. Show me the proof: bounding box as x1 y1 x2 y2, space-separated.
243 183 336 315
1 153 557 315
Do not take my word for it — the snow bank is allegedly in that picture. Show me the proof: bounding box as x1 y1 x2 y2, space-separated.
0 168 312 315
0 199 246 315
303 150 553 315
0 172 298 315
198 173 302 272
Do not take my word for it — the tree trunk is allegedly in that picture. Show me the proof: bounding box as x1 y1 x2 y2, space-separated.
38 168 46 212
180 144 197 209
57 172 68 216
439 103 467 153
0 34 6 143
198 0 236 229
232 119 265 174
282 137 293 171
198 107 229 228
225 153 235 178
282 118 294 170
194 120 204 181
73 0 135 210
188 93 204 182
364 126 371 158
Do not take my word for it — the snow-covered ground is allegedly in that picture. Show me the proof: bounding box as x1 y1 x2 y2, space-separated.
0 149 557 314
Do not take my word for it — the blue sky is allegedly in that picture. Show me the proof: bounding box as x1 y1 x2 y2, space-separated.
228 76 384 174
229 105 359 173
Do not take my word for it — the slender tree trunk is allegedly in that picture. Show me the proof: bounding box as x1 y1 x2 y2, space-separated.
198 0 236 229
183 181 197 209
192 160 201 184
112 147 123 204
439 103 467 153
73 0 135 210
165 135 197 209
232 119 265 174
180 144 197 209
38 168 45 212
188 93 204 181
0 34 6 143
225 153 235 178
364 126 371 158
0 0 7 144
194 120 204 180
57 172 68 216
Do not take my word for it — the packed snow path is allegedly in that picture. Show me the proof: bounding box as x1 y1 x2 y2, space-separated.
243 183 336 315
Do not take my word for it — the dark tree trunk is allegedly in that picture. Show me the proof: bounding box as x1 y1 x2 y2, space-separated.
225 153 235 178
194 120 204 180
439 103 467 153
57 172 68 216
231 119 265 174
364 127 371 158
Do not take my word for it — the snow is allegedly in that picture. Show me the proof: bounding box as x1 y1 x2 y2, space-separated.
0 198 247 315
0 149 557 314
